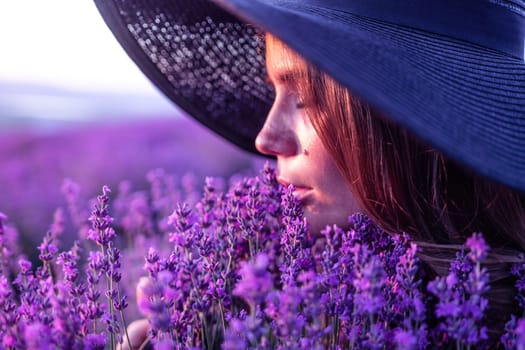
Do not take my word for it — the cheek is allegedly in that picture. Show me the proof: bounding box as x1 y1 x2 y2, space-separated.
320 165 350 202
308 140 342 188
296 122 356 206
309 140 357 206
299 134 361 232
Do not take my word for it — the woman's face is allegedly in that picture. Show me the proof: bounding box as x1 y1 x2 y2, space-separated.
256 35 360 234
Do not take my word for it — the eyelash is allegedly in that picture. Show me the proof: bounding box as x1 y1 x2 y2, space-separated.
295 90 309 109
266 75 307 109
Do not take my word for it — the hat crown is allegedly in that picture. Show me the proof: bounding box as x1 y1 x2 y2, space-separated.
301 0 525 59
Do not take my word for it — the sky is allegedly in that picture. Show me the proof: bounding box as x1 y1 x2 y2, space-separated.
0 1 158 95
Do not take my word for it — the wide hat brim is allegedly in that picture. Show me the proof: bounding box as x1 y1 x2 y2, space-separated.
95 0 525 193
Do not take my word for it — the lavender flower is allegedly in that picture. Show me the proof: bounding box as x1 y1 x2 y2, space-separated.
466 232 490 262
233 253 273 308
515 318 525 350
37 231 58 266
84 333 106 350
502 254 525 349
61 178 89 239
510 254 525 311
48 207 65 242
353 253 387 316
51 281 84 348
0 212 14 275
2 164 523 349
23 321 53 349
87 186 130 348
428 233 490 348
279 184 312 285
87 185 115 247
392 242 427 350
351 249 389 348
502 316 525 350
222 318 252 350
117 190 155 239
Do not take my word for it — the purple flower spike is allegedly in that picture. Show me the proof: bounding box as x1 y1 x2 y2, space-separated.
510 254 525 311
84 333 106 350
145 247 161 276
0 213 14 275
18 258 32 275
353 254 387 316
428 235 490 348
223 318 249 350
394 329 418 350
23 321 53 349
233 253 273 307
466 232 489 262
502 316 525 350
168 203 195 246
38 232 58 264
515 318 525 349
87 186 116 247
49 207 65 239
61 178 89 239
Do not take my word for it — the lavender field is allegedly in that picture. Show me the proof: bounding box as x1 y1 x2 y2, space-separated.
0 114 262 252
1 159 524 349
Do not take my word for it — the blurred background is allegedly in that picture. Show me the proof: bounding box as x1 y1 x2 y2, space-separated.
0 1 261 250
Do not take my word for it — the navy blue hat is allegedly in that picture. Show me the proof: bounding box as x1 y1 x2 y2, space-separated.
95 0 525 192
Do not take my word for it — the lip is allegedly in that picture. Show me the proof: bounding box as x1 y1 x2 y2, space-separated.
291 187 313 203
277 177 313 202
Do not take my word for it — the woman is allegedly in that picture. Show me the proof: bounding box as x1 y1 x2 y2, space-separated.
95 0 525 347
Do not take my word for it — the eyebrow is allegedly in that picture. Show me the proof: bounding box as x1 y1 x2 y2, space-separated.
266 70 307 87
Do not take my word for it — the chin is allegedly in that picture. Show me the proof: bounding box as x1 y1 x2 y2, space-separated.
303 210 326 237
303 207 353 237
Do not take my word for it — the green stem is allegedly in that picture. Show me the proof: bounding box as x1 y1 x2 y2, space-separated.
248 237 254 259
119 303 131 349
102 245 116 349
109 283 115 349
218 300 226 334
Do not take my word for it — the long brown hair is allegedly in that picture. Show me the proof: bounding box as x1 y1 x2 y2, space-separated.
307 77 525 249
267 34 525 342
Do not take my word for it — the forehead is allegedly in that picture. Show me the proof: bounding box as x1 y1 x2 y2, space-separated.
265 34 308 76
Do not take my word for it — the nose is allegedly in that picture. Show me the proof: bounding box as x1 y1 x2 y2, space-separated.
255 105 298 157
